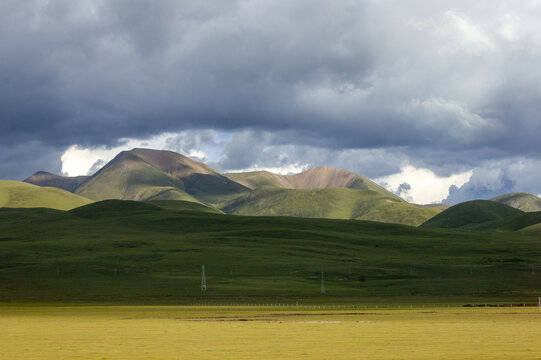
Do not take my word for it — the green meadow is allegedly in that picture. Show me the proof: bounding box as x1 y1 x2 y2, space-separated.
2 200 541 304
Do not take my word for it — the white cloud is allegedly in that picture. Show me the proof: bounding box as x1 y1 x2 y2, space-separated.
408 10 495 55
376 165 472 204
401 97 501 143
225 163 309 176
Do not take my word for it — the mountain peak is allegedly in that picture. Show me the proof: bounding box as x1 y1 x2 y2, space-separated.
24 171 91 192
128 147 217 177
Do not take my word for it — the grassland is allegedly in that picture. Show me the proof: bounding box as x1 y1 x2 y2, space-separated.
0 180 93 210
2 305 541 360
2 200 541 304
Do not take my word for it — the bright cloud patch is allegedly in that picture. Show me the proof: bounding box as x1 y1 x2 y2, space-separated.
226 163 309 176
377 166 472 204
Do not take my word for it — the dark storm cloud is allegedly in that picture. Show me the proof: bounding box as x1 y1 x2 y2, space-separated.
2 0 541 192
0 142 62 180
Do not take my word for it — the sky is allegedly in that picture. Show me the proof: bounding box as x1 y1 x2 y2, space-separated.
2 0 541 204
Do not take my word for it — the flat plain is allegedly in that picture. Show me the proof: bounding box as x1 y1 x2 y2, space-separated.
2 305 541 360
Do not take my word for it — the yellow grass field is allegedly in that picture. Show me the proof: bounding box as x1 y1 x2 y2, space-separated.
2 305 541 360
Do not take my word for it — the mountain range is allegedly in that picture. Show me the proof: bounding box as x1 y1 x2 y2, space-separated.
8 147 541 227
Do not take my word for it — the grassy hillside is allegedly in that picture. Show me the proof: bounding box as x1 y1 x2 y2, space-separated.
0 180 93 210
75 151 187 201
75 149 249 204
146 200 223 214
491 192 541 212
421 200 523 229
221 187 439 226
519 222 541 235
472 211 541 232
1 200 541 303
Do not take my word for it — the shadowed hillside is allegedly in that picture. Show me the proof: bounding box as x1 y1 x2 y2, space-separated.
421 200 523 229
24 171 91 192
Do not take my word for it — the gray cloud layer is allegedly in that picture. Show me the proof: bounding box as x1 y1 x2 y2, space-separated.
1 0 541 201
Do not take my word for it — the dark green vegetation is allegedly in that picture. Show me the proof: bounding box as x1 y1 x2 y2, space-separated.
421 200 522 229
2 200 541 304
421 200 541 232
491 192 541 212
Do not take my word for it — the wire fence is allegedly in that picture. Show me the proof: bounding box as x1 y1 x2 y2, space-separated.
188 302 540 309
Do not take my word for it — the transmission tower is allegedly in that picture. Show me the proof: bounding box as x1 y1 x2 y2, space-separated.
320 271 325 294
201 264 207 291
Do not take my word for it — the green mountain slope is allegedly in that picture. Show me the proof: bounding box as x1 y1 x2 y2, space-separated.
0 180 93 210
222 187 439 226
75 151 190 201
130 148 249 201
491 192 541 212
421 200 523 229
24 171 91 192
1 201 541 303
75 149 249 204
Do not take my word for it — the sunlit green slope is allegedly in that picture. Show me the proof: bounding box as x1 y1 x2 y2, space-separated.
0 180 93 210
222 186 439 226
491 192 541 212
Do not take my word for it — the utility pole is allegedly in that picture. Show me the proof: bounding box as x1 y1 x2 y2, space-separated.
321 271 325 295
201 264 207 291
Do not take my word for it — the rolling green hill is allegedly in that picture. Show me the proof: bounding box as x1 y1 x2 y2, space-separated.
0 180 93 210
491 192 541 212
1 200 541 303
421 200 523 229
222 186 439 226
